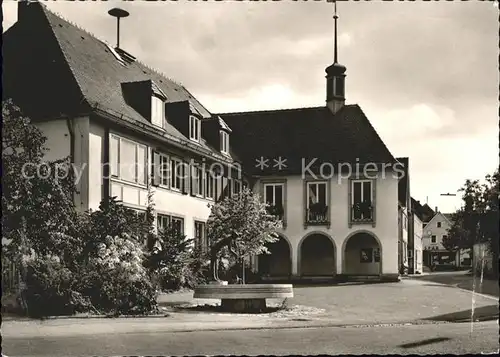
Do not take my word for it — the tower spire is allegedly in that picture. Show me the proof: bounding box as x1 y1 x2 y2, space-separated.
325 0 346 114
333 0 338 63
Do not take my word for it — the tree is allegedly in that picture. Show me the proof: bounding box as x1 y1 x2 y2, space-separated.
2 99 78 263
2 99 159 316
443 170 499 276
206 188 281 283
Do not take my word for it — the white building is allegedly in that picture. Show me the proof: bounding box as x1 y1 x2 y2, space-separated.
422 210 470 269
4 1 407 282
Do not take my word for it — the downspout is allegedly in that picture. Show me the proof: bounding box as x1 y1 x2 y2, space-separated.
103 128 110 209
65 118 77 208
65 118 75 165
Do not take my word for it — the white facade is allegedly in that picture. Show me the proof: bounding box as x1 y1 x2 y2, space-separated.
35 110 400 276
36 118 219 242
422 212 470 267
398 206 409 271
413 214 423 273
253 173 400 278
37 117 400 279
422 212 452 251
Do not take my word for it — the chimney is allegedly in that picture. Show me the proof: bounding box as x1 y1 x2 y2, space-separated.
435 206 438 213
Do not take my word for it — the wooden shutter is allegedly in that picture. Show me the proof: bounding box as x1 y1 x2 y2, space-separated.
181 161 189 195
152 151 161 187
190 163 196 196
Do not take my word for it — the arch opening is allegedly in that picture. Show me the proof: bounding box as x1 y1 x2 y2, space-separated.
300 233 336 276
258 236 291 277
343 232 381 275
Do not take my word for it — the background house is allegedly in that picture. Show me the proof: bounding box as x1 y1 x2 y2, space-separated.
421 209 470 270
410 197 424 274
397 158 410 274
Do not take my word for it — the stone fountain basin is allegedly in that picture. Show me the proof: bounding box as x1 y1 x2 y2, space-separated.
193 283 294 313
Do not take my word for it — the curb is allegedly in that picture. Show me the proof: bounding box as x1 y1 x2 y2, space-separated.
451 283 499 301
405 276 499 300
2 313 173 321
114 319 461 334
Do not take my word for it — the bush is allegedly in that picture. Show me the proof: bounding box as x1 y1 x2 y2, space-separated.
145 226 208 291
22 233 159 317
79 234 158 315
23 256 91 318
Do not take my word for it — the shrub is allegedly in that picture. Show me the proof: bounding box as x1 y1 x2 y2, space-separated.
22 256 91 317
145 226 207 291
79 233 158 315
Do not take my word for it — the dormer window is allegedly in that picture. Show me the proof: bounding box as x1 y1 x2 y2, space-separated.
220 130 229 154
189 115 201 142
151 95 165 128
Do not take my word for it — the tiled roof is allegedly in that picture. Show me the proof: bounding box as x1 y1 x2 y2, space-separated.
5 2 397 177
414 201 436 224
43 8 214 143
397 157 409 207
411 197 425 220
4 2 223 159
218 105 397 175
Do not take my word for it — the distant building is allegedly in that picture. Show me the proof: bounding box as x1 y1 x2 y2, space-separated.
409 197 425 274
396 158 410 274
422 210 470 269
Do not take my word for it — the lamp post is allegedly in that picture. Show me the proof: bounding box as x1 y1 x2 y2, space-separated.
440 190 461 268
440 189 460 212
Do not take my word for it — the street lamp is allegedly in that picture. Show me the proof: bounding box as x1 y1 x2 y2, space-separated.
439 190 462 268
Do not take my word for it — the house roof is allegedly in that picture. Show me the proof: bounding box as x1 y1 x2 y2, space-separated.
218 105 397 175
44 7 214 144
397 157 409 207
412 199 435 223
425 211 453 229
3 2 228 161
5 2 397 177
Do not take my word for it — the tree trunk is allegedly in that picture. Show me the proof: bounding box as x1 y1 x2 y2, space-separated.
209 236 233 281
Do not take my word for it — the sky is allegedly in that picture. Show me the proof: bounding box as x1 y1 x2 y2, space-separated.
2 0 498 213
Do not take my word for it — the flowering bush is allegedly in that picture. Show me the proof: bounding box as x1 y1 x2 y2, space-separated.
22 256 92 317
79 233 158 315
3 101 160 317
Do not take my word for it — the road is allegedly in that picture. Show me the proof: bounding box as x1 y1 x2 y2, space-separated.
4 276 497 356
3 320 498 356
409 271 499 297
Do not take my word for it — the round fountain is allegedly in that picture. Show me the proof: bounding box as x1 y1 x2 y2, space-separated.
193 282 294 313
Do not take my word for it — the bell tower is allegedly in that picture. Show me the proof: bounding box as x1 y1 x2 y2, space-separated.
326 0 346 114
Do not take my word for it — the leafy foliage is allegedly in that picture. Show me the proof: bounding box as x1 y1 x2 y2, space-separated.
2 99 160 316
22 256 92 318
78 233 158 315
206 187 281 283
145 225 208 291
80 196 148 260
2 99 78 261
443 170 499 277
